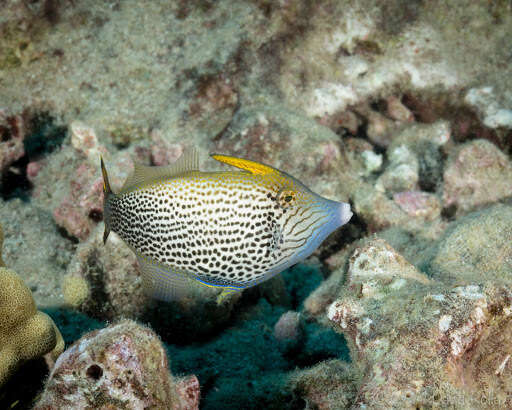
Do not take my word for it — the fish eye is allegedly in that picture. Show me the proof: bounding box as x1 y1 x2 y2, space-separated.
277 189 296 208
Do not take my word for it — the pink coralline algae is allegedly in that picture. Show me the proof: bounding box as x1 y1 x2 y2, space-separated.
188 75 238 118
50 122 119 239
53 163 104 240
70 121 108 164
174 375 201 410
26 161 42 181
150 131 184 166
365 109 396 148
442 139 512 214
317 109 360 135
313 141 342 176
385 96 414 123
393 190 441 221
50 123 148 241
34 319 198 410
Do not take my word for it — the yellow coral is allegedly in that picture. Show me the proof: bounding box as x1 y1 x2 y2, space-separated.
62 273 90 308
0 267 64 386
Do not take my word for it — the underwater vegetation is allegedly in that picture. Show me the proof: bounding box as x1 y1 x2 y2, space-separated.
1 0 512 408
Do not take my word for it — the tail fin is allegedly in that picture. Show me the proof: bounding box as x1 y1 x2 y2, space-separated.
100 157 112 244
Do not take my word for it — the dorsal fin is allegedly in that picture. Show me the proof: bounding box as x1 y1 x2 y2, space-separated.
210 154 276 175
120 148 199 193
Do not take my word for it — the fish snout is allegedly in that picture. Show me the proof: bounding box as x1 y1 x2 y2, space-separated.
338 202 353 226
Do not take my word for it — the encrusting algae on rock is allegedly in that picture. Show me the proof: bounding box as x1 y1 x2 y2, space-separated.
101 149 353 304
61 273 90 309
0 222 64 387
34 319 198 410
0 223 4 268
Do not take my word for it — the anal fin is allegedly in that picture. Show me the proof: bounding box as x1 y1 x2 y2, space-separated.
136 254 196 302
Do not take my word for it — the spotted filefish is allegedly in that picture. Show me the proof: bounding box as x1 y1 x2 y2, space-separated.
101 149 352 303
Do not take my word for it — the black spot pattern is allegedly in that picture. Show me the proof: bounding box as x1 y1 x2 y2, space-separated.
108 172 325 288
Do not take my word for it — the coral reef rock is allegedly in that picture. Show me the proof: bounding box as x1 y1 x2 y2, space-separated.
64 223 147 320
274 311 302 342
0 199 74 307
442 139 512 215
352 183 409 231
0 222 4 267
51 121 110 240
431 204 512 284
0 110 24 173
392 191 441 222
304 266 346 320
52 162 104 240
32 135 145 242
70 121 108 165
34 319 198 410
174 375 201 410
385 95 414 123
290 359 360 410
31 145 103 241
328 234 512 408
346 238 431 293
465 86 512 130
376 145 419 194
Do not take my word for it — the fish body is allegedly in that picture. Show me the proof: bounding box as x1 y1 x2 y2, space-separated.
101 150 352 303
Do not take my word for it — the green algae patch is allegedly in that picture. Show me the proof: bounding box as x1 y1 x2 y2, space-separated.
166 299 290 409
0 48 21 70
282 263 324 310
429 204 512 285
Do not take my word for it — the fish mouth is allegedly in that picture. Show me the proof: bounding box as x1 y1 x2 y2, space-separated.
318 199 353 229
339 202 353 226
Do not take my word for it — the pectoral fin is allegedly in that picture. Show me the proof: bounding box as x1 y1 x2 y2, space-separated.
136 254 197 302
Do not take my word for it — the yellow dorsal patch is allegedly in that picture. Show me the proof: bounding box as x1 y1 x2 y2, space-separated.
211 154 277 175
